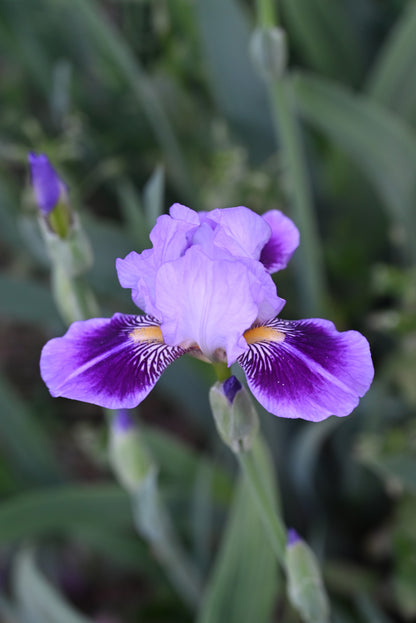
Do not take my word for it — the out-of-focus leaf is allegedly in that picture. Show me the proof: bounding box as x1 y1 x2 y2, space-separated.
290 417 341 502
0 595 20 623
157 356 215 429
0 275 61 331
117 178 149 249
357 423 416 493
366 2 416 123
83 214 136 300
0 1 52 95
142 424 232 507
355 593 395 623
143 164 165 228
293 73 416 262
197 469 280 623
0 484 132 543
69 525 151 575
54 0 192 197
190 463 214 573
0 375 63 484
13 547 91 623
281 0 363 85
392 496 416 618
195 0 274 161
0 176 23 251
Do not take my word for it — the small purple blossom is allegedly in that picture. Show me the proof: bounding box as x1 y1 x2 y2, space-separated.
28 152 65 215
40 204 374 421
223 376 242 404
113 409 135 433
287 528 301 547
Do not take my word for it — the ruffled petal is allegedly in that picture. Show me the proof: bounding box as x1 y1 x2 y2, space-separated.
260 210 299 273
169 202 200 224
40 314 185 409
155 246 264 365
117 213 196 315
238 318 374 421
200 206 271 260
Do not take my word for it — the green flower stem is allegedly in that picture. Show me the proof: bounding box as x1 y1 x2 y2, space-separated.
51 265 99 325
254 0 328 316
131 470 202 609
255 0 277 28
237 439 286 566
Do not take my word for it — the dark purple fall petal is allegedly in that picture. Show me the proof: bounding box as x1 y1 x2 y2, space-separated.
238 318 374 421
260 210 300 273
28 152 62 215
40 314 185 409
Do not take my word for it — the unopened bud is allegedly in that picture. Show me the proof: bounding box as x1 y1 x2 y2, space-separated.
250 27 287 81
286 529 330 623
209 376 259 453
28 152 71 238
109 410 155 493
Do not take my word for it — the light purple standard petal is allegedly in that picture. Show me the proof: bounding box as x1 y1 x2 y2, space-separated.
239 318 374 421
200 206 272 260
40 314 185 409
116 213 196 315
28 153 62 215
155 246 262 365
260 210 300 273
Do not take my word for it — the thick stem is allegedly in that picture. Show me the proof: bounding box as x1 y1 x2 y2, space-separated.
238 441 286 566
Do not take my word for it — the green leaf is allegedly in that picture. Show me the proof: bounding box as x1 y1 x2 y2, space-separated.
195 0 274 161
293 72 416 261
13 547 91 623
281 0 363 85
0 484 132 544
197 471 280 623
366 2 416 123
0 275 62 331
143 164 165 229
117 178 149 250
143 425 232 506
0 375 63 484
53 0 192 198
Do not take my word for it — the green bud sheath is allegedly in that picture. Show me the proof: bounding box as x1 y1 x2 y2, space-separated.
109 413 155 494
209 378 259 453
286 536 330 623
250 26 287 82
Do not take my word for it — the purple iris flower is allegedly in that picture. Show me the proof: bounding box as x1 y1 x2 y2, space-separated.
40 204 374 421
28 152 65 215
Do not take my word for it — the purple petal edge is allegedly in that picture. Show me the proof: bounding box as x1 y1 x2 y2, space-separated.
239 317 374 422
40 314 184 409
260 210 300 273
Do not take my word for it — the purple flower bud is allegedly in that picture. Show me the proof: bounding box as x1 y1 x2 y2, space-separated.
28 152 64 215
287 528 301 547
223 376 242 404
113 409 135 433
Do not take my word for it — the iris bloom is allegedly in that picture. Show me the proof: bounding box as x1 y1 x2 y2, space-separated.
40 204 374 421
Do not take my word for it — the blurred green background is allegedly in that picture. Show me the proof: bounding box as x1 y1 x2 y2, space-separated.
0 0 416 621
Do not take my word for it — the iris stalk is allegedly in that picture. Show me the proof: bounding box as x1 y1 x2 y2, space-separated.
254 0 328 316
238 440 286 565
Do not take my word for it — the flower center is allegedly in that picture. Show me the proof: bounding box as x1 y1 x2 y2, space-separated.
243 326 285 344
129 326 164 343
